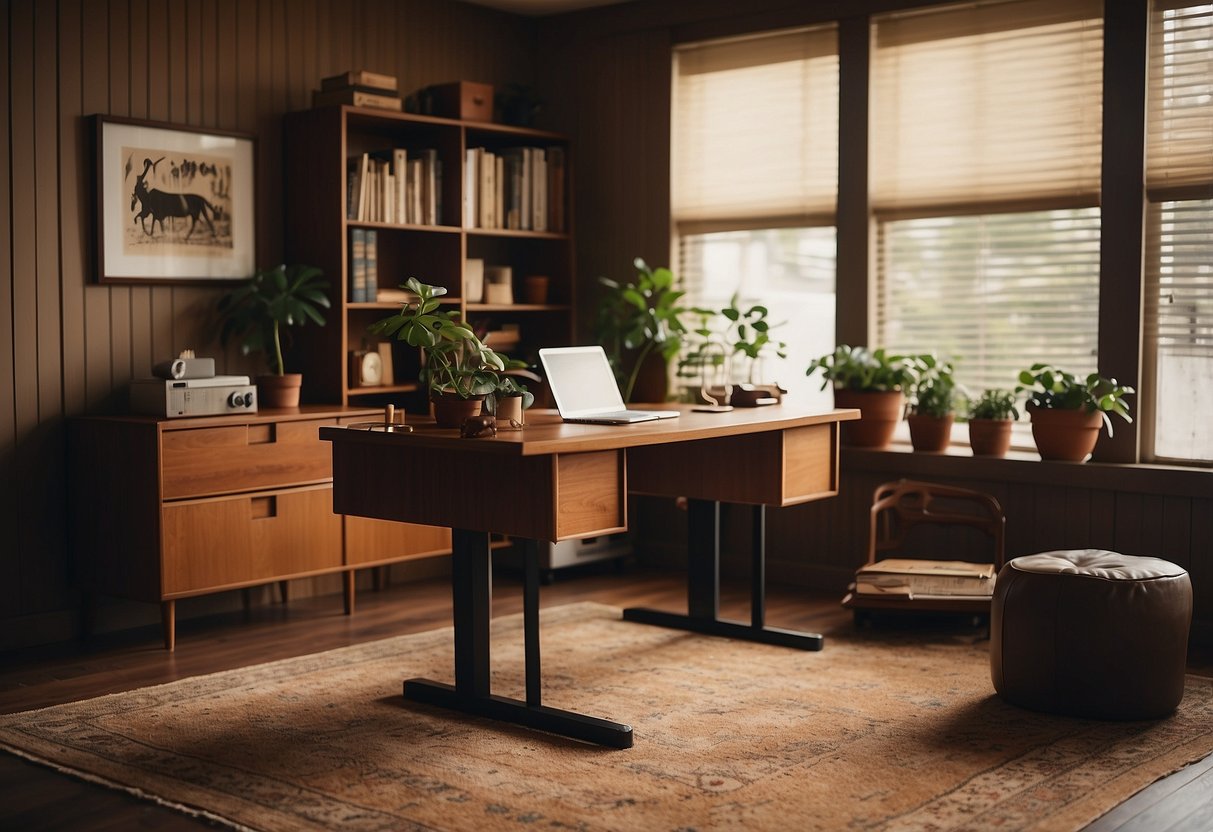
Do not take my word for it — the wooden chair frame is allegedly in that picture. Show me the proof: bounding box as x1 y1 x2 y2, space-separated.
845 479 1006 617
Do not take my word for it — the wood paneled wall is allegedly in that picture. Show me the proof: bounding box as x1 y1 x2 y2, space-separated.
1 0 535 646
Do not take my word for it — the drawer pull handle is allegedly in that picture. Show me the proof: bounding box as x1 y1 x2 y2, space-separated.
248 424 274 445
251 496 277 519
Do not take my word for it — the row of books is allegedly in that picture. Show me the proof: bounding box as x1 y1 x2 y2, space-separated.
463 146 566 233
853 559 996 600
349 228 379 302
348 149 444 226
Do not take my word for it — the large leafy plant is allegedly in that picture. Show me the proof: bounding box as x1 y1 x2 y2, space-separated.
595 258 688 402
805 345 920 392
1015 363 1134 434
218 263 330 376
369 278 505 399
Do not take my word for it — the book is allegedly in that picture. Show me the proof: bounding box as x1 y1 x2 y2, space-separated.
350 228 367 303
854 559 996 597
532 148 546 232
312 88 402 111
365 230 379 301
393 149 408 225
464 149 478 228
320 70 398 93
377 341 395 386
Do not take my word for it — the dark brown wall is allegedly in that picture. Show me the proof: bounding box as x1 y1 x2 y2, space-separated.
0 0 535 647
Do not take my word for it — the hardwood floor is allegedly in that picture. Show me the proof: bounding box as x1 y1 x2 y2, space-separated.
1 566 1210 831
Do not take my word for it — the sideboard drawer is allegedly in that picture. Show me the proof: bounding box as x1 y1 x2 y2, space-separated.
161 485 342 595
161 418 335 499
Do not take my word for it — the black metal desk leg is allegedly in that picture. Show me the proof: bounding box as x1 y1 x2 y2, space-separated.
403 530 633 748
623 501 823 651
752 505 765 629
452 528 492 697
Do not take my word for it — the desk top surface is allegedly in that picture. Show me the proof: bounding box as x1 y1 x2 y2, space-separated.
321 403 859 457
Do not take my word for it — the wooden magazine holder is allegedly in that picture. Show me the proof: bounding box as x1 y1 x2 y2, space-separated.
842 479 1006 618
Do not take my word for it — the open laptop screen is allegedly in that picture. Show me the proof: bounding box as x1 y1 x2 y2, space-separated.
539 347 627 416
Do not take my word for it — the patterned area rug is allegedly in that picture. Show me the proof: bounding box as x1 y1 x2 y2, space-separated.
3 602 1213 831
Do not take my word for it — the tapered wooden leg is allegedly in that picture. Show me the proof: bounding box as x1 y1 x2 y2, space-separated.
343 570 355 615
161 600 176 651
278 580 289 604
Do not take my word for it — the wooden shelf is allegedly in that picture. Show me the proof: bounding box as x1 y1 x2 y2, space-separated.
284 105 575 406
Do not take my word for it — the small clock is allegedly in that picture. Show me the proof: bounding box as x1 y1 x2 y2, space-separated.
350 349 383 387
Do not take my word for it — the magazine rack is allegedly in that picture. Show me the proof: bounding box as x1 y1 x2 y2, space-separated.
842 479 1006 619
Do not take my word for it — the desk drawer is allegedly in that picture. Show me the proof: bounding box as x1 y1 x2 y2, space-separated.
161 418 334 499
161 485 342 595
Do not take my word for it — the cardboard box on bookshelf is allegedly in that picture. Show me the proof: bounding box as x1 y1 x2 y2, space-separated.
429 81 494 122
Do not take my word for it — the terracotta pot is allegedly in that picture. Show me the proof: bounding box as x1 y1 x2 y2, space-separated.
431 392 486 429
968 418 1013 457
495 395 525 428
907 413 954 452
256 373 302 408
1028 404 1103 461
833 390 904 449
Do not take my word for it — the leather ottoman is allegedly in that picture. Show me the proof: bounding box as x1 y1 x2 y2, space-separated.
991 549 1192 719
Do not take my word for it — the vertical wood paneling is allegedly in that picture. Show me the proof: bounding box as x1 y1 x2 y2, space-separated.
1161 496 1192 570
59 0 87 418
0 0 18 619
128 0 153 379
1 0 544 636
107 0 132 388
1190 499 1213 622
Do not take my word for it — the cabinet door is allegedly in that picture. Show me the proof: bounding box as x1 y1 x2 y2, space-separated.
162 486 342 595
161 418 335 500
344 517 451 567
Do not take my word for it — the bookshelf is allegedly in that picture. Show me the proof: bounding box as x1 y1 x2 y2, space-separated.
283 105 575 406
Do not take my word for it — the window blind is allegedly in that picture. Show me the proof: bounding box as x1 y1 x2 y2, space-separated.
876 209 1102 397
1146 2 1213 193
1145 199 1213 460
871 0 1104 214
671 26 839 229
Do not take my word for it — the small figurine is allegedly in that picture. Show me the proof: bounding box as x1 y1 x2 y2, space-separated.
460 414 497 438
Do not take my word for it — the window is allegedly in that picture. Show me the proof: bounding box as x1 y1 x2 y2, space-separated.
1144 2 1213 464
671 26 838 404
871 0 1104 413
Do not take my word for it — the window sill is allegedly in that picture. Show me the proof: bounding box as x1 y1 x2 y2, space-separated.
841 442 1213 499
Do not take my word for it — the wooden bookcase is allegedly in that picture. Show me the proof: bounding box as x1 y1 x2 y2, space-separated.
282 105 575 406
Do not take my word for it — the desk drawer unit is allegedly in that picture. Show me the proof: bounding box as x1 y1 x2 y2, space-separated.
161 418 335 499
161 485 342 596
70 406 450 650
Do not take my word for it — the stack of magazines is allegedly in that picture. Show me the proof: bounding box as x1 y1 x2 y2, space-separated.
853 559 996 600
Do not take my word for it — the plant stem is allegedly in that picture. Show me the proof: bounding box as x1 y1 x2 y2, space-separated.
272 320 284 376
623 341 656 403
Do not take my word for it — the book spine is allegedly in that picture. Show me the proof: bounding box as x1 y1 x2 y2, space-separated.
532 148 546 232
855 575 993 596
393 149 407 225
365 230 378 302
464 149 477 228
321 70 398 92
350 228 367 303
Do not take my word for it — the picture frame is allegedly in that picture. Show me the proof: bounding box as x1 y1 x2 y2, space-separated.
93 115 256 284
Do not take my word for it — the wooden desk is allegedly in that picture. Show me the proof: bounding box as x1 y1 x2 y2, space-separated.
321 404 857 748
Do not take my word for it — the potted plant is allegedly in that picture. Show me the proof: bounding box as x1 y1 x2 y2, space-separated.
677 294 788 406
486 368 536 429
1015 364 1134 461
595 257 688 403
965 388 1020 457
369 278 506 428
906 355 957 452
806 345 920 448
217 263 330 408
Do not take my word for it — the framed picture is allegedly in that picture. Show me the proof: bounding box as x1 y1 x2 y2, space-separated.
93 115 256 284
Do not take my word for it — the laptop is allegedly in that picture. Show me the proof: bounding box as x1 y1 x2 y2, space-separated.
539 346 681 424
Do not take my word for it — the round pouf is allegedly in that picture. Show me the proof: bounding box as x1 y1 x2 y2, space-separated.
991 549 1192 720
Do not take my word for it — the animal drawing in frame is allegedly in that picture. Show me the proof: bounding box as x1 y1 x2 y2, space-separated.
94 116 256 283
